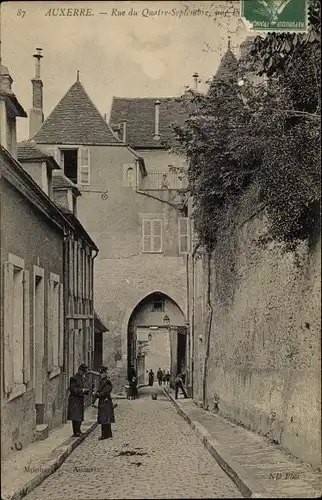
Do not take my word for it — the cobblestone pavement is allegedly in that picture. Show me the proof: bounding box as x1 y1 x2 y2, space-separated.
25 389 242 499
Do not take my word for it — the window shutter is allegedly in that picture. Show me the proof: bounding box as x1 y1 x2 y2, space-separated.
142 219 152 252
23 269 31 383
3 262 14 393
152 220 162 252
47 280 54 372
58 283 64 368
79 148 90 185
179 218 189 254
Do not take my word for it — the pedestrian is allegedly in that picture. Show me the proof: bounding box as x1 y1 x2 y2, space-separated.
128 365 138 399
67 363 90 437
174 373 188 400
165 371 171 385
157 368 163 386
93 366 115 440
162 370 167 385
148 369 154 386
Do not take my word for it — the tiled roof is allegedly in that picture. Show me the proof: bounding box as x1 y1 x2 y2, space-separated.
59 206 98 250
109 97 187 149
17 141 60 170
33 81 120 145
213 47 238 82
52 171 81 195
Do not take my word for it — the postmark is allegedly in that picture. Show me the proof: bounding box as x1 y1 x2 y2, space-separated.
240 0 308 32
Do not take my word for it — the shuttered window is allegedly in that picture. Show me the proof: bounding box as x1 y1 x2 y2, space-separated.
3 255 31 396
78 147 90 185
179 217 190 254
142 219 162 253
47 274 61 376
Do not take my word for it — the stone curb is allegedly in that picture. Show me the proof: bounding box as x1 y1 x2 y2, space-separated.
164 388 268 498
3 420 98 500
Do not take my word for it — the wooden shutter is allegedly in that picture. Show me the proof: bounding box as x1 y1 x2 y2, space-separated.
58 283 64 368
78 148 90 185
179 218 189 254
152 220 162 252
3 262 14 393
142 219 152 252
47 280 53 371
23 269 31 383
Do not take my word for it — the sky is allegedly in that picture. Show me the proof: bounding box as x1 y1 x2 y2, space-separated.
1 1 248 141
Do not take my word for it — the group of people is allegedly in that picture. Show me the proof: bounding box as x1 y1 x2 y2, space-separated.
67 363 188 439
67 363 115 441
148 368 171 386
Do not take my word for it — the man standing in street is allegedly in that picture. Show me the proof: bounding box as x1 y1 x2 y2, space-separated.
67 364 90 437
93 366 115 440
157 368 163 386
174 373 188 400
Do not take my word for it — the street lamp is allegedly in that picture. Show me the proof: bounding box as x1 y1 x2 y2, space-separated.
163 315 170 328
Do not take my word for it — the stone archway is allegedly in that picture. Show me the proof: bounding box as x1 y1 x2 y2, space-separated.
127 291 187 385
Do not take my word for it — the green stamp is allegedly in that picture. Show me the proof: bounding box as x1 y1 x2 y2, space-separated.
240 0 308 32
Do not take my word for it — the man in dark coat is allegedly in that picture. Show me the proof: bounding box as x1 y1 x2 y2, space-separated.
157 368 163 386
174 373 188 400
93 366 115 440
148 369 154 386
67 363 89 437
128 365 138 399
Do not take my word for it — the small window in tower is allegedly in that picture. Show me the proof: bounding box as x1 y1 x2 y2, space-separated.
152 300 164 312
126 167 134 186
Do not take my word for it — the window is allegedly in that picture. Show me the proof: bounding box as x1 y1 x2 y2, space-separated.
142 219 162 253
3 255 30 399
123 163 136 187
47 273 64 377
179 217 190 254
59 147 90 185
152 300 164 312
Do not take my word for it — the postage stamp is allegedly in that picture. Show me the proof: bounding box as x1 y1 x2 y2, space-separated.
240 0 308 32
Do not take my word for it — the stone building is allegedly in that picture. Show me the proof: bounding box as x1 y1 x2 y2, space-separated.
29 49 191 391
0 61 103 460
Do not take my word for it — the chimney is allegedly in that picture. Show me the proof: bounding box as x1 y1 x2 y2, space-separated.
154 100 161 139
29 48 44 138
122 119 127 143
0 65 13 94
192 72 199 91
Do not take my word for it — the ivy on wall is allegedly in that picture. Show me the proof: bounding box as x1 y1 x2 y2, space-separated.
171 0 321 252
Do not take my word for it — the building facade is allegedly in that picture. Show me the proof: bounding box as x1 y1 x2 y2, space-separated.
29 51 191 391
0 61 102 460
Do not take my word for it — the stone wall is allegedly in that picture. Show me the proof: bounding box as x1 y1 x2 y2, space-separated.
192 188 321 467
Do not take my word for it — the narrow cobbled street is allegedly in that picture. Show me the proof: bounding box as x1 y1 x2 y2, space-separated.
25 387 242 499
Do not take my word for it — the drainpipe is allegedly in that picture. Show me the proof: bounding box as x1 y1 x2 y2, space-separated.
62 230 72 423
202 250 213 410
191 242 200 400
91 248 99 369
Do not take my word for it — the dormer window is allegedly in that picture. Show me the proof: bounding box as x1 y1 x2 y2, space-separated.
59 147 90 185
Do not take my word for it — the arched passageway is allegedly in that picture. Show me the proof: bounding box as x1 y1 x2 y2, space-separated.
127 292 187 385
